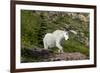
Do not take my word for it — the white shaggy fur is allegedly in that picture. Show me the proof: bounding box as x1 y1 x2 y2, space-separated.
43 30 69 53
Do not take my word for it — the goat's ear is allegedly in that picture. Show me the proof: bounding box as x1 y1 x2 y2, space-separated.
64 29 66 31
63 27 67 30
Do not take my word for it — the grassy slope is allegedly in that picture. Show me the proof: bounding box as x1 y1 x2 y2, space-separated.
21 10 89 62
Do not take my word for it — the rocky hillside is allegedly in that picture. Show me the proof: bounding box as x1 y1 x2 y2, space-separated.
21 10 89 62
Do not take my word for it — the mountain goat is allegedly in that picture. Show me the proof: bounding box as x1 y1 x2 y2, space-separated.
43 29 77 53
43 30 69 53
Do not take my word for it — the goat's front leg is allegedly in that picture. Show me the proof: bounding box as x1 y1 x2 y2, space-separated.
56 41 64 53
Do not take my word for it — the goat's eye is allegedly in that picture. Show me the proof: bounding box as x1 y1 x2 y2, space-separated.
66 33 68 35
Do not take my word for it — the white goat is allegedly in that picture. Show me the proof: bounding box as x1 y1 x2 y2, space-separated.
43 30 70 53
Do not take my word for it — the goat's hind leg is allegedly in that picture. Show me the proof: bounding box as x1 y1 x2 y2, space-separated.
43 41 48 50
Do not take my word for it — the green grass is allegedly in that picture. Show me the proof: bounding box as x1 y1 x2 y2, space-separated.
62 39 89 56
